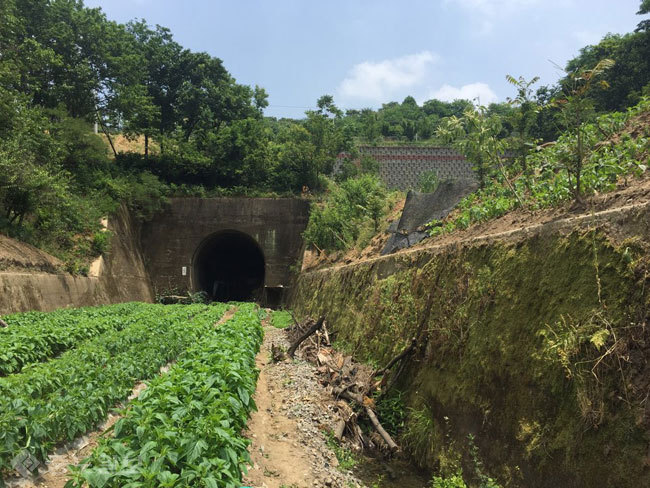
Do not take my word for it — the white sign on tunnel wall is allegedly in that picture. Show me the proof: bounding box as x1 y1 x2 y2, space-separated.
182 266 187 276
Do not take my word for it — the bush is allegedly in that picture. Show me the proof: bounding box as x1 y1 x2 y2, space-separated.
419 170 440 193
91 230 111 256
303 174 391 251
427 98 650 237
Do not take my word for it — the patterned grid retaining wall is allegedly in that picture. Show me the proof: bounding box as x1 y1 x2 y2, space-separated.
342 146 476 190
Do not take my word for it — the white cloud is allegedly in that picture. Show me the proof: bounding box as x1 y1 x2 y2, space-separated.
338 51 438 103
446 0 540 16
336 52 498 107
428 82 498 105
445 0 542 34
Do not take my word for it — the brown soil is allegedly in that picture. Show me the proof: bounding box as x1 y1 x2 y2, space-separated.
243 332 315 487
243 323 367 488
216 304 238 325
0 234 62 274
99 134 160 158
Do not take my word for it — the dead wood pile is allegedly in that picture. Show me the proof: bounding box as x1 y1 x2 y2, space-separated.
276 315 417 454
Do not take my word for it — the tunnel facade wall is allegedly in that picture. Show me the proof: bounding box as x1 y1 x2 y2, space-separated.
140 198 310 296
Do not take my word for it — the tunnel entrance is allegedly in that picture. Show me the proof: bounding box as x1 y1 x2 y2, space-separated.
193 230 265 302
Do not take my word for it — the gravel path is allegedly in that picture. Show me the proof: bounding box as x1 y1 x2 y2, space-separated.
243 324 368 488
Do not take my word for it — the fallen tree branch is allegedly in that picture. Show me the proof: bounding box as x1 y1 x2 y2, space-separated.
290 311 300 328
333 386 364 405
322 322 331 346
373 337 417 377
333 386 399 452
378 355 409 401
333 418 346 440
287 316 325 358
365 406 399 452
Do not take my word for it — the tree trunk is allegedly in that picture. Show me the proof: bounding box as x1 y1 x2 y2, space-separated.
97 114 117 158
576 128 583 200
287 316 325 358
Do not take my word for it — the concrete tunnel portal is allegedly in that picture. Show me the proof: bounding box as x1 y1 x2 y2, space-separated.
192 230 266 302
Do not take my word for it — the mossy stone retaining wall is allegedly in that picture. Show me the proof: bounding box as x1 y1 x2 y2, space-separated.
290 204 650 487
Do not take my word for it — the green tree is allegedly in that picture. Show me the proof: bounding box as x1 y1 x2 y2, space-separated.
436 106 524 207
554 59 615 201
303 174 389 251
359 108 382 142
565 32 649 112
505 75 540 175
271 124 319 192
637 0 650 31
124 21 184 152
302 95 351 180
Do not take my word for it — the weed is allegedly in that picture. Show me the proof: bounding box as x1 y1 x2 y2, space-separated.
430 471 467 488
325 431 357 471
468 434 500 488
374 390 406 437
401 406 436 465
271 310 294 329
90 229 112 255
538 310 632 427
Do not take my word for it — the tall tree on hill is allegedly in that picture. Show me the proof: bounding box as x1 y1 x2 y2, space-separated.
176 52 267 142
638 0 650 31
124 21 183 154
303 95 350 177
565 32 650 113
564 1 649 113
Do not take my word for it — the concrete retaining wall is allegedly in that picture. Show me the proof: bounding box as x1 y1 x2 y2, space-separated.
0 205 154 314
339 146 476 190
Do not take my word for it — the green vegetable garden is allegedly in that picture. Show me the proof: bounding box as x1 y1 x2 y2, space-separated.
0 302 263 487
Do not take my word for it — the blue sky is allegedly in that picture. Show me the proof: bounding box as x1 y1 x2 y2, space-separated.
85 0 644 118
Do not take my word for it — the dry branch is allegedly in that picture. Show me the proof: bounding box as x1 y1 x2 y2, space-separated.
373 337 417 377
365 407 399 452
284 316 400 453
333 418 346 440
333 386 399 452
287 316 325 358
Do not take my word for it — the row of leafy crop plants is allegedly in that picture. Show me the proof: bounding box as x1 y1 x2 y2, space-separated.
0 302 263 487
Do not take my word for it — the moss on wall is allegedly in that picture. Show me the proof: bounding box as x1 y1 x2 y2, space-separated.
291 215 650 487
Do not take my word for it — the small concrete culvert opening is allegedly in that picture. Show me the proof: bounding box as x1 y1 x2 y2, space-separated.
193 230 265 302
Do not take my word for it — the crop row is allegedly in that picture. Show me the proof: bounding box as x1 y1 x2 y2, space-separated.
67 303 264 488
0 302 151 375
0 303 229 474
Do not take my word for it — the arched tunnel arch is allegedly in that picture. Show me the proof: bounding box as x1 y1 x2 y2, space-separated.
192 230 265 302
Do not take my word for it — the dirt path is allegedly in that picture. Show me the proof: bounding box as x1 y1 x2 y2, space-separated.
243 324 366 488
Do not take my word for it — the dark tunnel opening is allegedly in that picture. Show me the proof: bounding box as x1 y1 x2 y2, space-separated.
193 230 265 302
